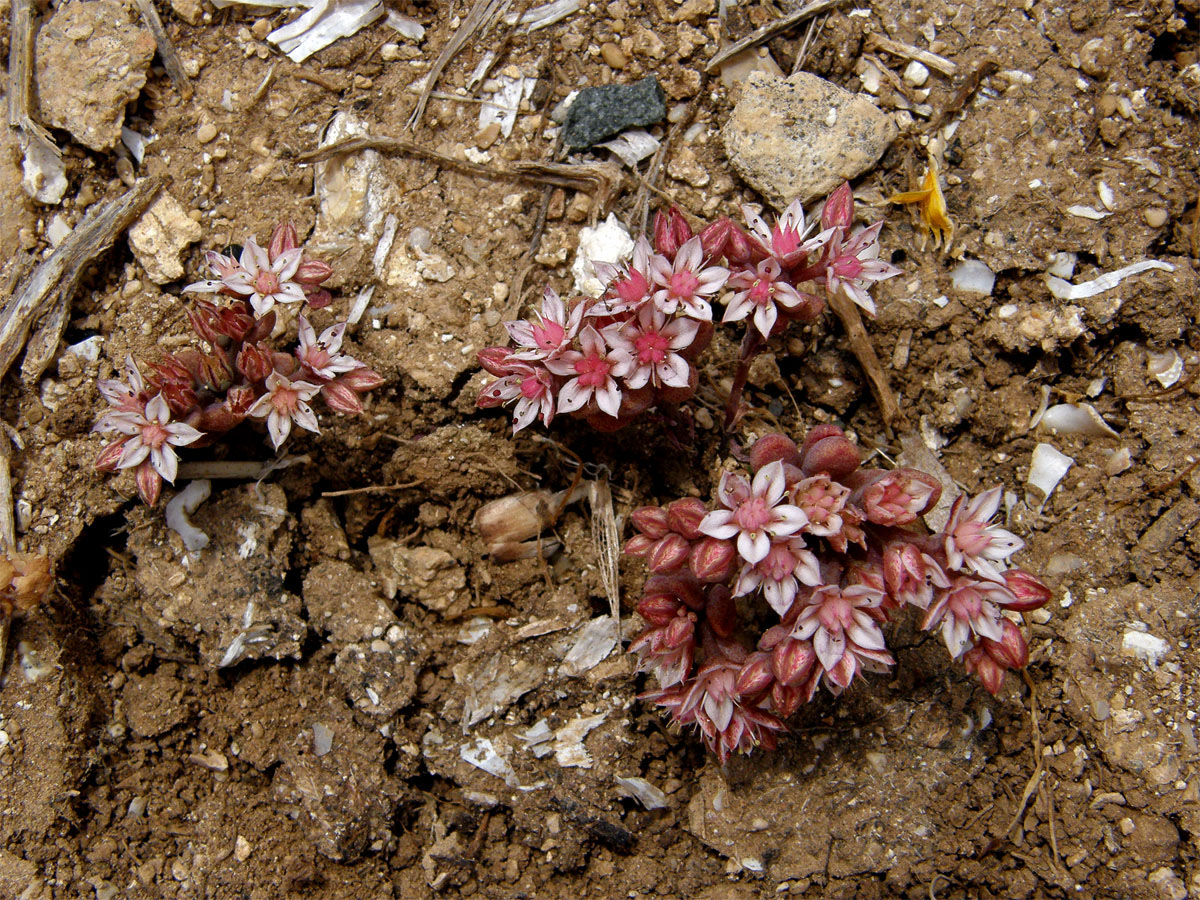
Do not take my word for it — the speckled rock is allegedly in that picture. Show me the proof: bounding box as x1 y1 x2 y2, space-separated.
563 76 666 148
34 0 156 152
723 71 897 209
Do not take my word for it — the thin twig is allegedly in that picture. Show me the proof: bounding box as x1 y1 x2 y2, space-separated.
825 291 900 427
131 0 193 100
791 13 828 75
320 479 426 497
864 34 958 77
705 0 849 73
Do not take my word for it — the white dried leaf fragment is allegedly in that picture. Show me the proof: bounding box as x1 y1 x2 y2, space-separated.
1044 260 1175 300
553 713 607 768
560 615 619 676
1122 628 1169 666
269 0 385 63
615 775 668 809
1028 443 1073 510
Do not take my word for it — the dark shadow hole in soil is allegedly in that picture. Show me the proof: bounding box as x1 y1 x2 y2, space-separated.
1150 13 1198 61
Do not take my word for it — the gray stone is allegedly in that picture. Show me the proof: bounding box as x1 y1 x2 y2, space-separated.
563 76 666 148
723 71 897 209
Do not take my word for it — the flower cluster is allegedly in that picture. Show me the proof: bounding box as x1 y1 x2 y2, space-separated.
625 427 1051 762
93 223 383 505
476 183 900 433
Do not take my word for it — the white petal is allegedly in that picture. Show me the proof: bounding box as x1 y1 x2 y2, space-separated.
151 445 179 484
594 380 622 417
557 379 590 414
267 410 291 449
814 628 845 671
117 438 149 469
699 510 739 540
657 354 691 388
293 401 321 434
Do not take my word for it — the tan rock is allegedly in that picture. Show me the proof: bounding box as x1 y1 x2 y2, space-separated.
127 193 203 284
723 71 897 208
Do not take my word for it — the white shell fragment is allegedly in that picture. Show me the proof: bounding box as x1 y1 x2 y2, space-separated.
518 719 555 758
1146 348 1183 388
165 480 213 551
1097 180 1115 211
269 0 385 64
553 713 608 768
572 214 635 298
615 776 669 810
22 140 68 205
504 0 581 31
560 615 619 676
1044 260 1175 300
312 723 334 756
385 9 424 41
1122 627 1169 667
597 129 661 168
1105 446 1132 476
1039 403 1119 438
1066 205 1110 220
1028 443 1074 510
461 737 520 786
1046 251 1077 279
950 259 995 295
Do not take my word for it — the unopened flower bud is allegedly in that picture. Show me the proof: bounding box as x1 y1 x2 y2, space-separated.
478 346 516 376
963 644 1006 695
654 365 699 406
856 468 941 526
268 221 299 259
663 612 696 649
985 618 1029 670
1001 569 1052 612
237 342 275 384
95 440 126 472
322 381 364 415
749 433 802 472
294 259 333 285
698 217 733 260
338 367 385 391
771 682 806 718
705 585 737 637
245 310 276 344
735 651 774 697
821 181 854 230
723 225 755 267
799 432 861 478
666 498 707 540
780 291 825 323
630 506 670 539
883 541 924 596
136 462 162 506
643 573 705 611
637 594 683 625
305 288 333 309
648 532 692 573
689 536 735 582
771 636 816 687
758 623 790 651
653 207 693 258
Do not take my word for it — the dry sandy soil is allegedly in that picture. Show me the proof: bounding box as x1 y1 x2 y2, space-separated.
1 0 1199 897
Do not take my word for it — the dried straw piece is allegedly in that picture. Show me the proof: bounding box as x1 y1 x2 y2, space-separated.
131 0 193 100
406 0 512 130
587 477 621 637
825 290 900 428
705 0 849 73
0 178 162 383
6 0 57 155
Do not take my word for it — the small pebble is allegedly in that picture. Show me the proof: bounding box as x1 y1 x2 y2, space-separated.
600 42 627 69
1143 208 1168 228
250 17 271 40
1097 94 1118 117
354 75 374 89
196 123 218 143
903 60 930 87
381 42 400 61
116 157 135 186
475 122 501 150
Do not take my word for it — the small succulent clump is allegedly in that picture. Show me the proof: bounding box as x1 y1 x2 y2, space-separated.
93 223 384 505
476 183 898 433
624 428 1052 762
0 552 53 622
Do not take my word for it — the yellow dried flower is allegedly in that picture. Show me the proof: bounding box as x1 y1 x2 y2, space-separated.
0 552 53 620
888 154 954 250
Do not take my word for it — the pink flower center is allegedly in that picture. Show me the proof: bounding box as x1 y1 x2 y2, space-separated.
668 270 700 300
734 496 772 533
615 272 649 305
574 354 611 387
831 255 864 279
532 320 565 351
772 226 802 257
520 373 547 400
761 544 797 581
817 593 853 632
634 331 670 365
255 270 282 296
747 278 774 305
140 422 171 450
271 384 303 414
953 523 991 557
